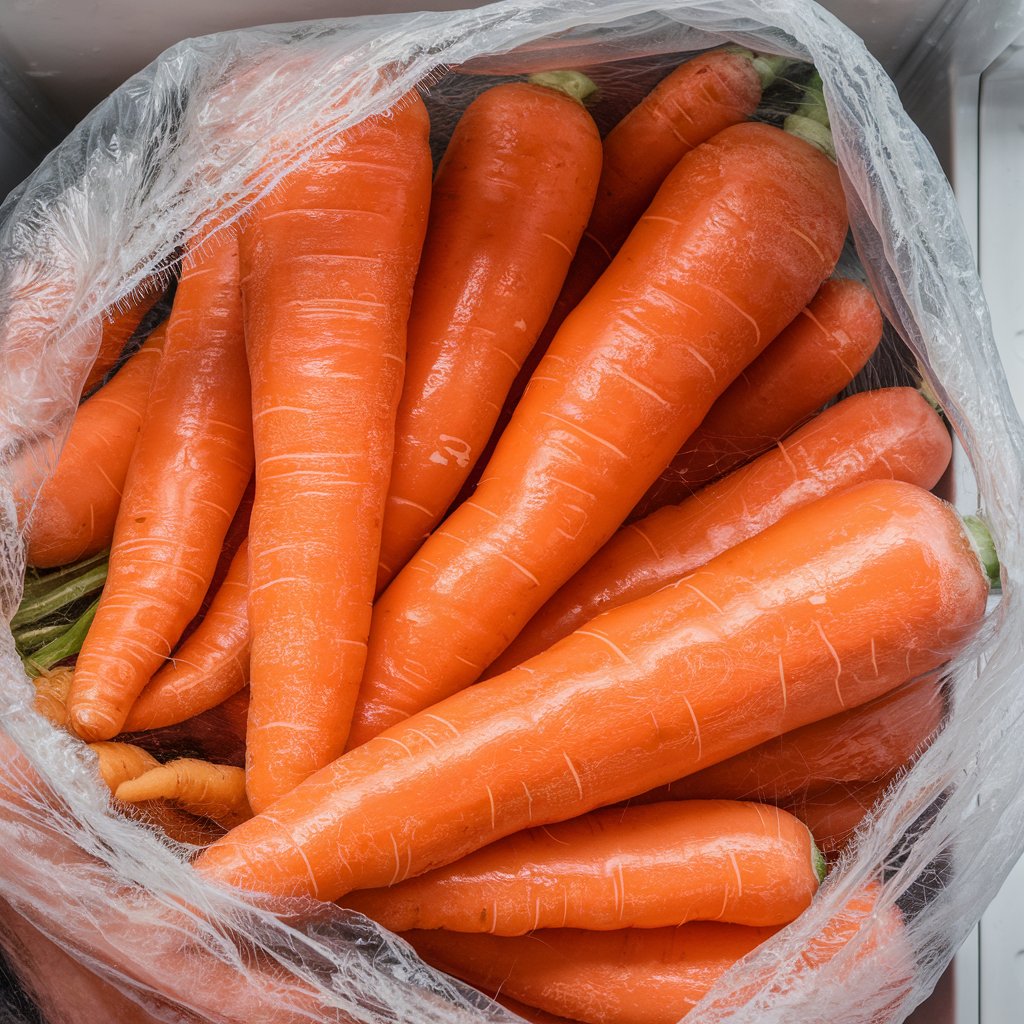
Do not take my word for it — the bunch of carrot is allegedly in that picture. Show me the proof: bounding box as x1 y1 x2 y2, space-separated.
9 47 996 1024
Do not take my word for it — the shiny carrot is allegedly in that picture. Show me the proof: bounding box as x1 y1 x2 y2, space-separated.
242 95 432 811
405 924 779 1024
122 539 249 733
67 229 252 742
196 480 989 900
82 285 162 395
116 758 252 829
645 674 943 804
488 387 949 674
376 75 602 590
343 801 822 933
631 277 883 518
350 120 848 745
22 323 167 568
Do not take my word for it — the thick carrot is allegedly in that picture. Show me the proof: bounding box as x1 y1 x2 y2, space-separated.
405 924 779 1024
343 800 821 933
196 480 988 900
645 674 943 804
631 277 883 518
488 387 950 674
785 778 893 858
116 759 251 829
82 285 162 395
67 229 252 743
375 76 603 591
22 323 167 568
123 539 249 732
350 120 848 745
242 95 432 812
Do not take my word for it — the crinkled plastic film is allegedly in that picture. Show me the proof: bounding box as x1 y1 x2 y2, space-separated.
0 1 1022 1021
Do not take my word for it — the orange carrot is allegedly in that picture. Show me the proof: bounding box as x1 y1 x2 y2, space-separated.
67 229 252 743
350 120 848 745
631 277 883 518
785 778 894 858
196 480 988 900
375 76 602 591
405 924 779 1024
115 759 251 829
32 667 74 728
123 539 249 732
22 323 167 568
644 674 943 804
488 387 951 675
82 285 162 395
491 994 581 1024
343 801 821 933
242 96 432 811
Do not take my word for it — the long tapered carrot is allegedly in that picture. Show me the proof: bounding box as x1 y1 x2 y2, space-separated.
82 285 162 395
343 801 822 933
405 924 780 1024
122 539 249 733
644 674 943 804
242 95 432 812
115 759 251 829
67 229 253 742
196 480 989 900
630 277 883 519
487 387 950 674
349 120 848 746
375 76 603 591
21 323 167 569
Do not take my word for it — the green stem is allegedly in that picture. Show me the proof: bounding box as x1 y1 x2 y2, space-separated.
812 842 828 884
963 515 1001 590
527 71 598 105
794 71 828 126
917 378 944 414
15 622 70 655
721 47 795 91
23 597 99 676
11 563 107 630
22 549 109 603
784 69 835 160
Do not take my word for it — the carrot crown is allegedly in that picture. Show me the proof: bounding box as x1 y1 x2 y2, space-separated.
963 515 1001 589
784 70 835 161
725 47 793 90
528 70 598 104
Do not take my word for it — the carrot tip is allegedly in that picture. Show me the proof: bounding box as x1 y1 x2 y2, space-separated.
70 704 119 742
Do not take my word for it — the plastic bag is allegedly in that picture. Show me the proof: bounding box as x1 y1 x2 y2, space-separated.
0 1 1022 1021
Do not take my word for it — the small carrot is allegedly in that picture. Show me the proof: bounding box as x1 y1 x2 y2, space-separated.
82 285 162 395
486 387 951 675
376 75 603 590
21 323 167 569
115 758 251 829
196 480 989 901
785 778 893 859
351 119 848 745
405 924 779 1024
645 674 943 804
68 227 253 742
32 667 74 728
242 94 432 812
343 801 822 933
123 539 249 733
631 277 883 518
89 740 159 791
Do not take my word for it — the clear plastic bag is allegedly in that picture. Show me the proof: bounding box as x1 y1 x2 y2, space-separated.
0 1 1022 1021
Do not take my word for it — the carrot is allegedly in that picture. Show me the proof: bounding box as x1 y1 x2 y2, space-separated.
32 666 74 728
67 228 253 742
488 387 950 675
375 76 603 591
491 994 581 1024
405 924 779 1024
785 778 893 858
343 800 822 933
89 740 159 791
115 759 251 829
123 539 249 732
21 322 167 569
81 285 162 395
241 95 432 812
644 673 943 804
630 277 883 518
350 119 848 746
196 479 989 900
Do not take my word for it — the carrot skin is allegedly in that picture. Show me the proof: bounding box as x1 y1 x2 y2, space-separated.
122 539 250 733
343 800 819 933
196 480 987 900
82 286 162 395
351 121 849 745
376 81 602 590
242 96 433 811
22 323 167 568
785 778 893 858
488 387 950 674
645 673 943 804
631 277 883 517
405 924 779 1024
68 230 253 742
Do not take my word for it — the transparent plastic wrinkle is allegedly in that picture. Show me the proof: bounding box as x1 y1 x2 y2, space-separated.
0 1 1021 1022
